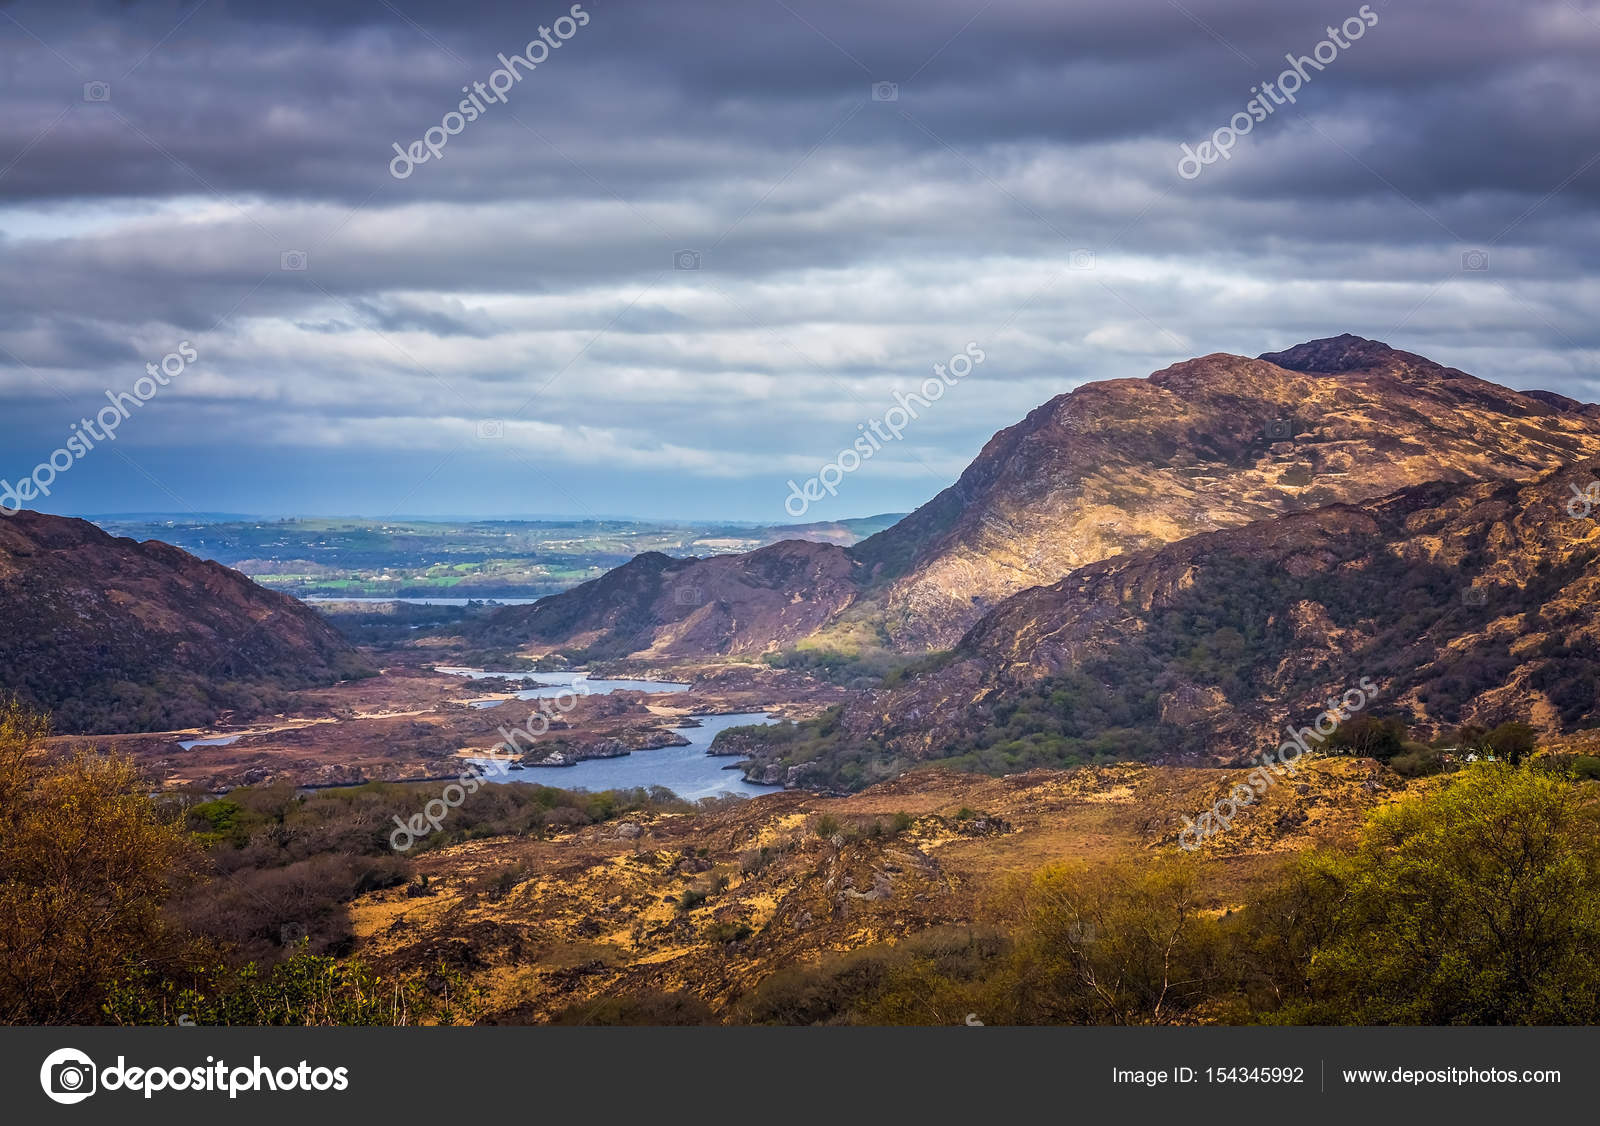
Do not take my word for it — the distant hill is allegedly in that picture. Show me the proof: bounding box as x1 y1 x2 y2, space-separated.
91 514 905 601
0 511 373 733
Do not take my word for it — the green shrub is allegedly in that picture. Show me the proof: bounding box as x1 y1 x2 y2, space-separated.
705 921 754 944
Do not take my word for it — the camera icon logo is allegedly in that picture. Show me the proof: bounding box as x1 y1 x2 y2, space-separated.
1068 248 1096 270
83 81 111 102
871 81 899 102
477 419 505 439
280 250 309 271
673 250 701 271
1566 481 1600 520
40 1048 98 1104
1461 249 1489 272
673 585 703 606
1264 418 1294 442
1462 587 1488 607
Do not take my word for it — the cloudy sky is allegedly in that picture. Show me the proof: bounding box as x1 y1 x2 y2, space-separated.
1 0 1597 522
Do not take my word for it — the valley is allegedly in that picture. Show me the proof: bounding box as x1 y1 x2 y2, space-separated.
49 652 846 794
7 0 1597 1093
31 337 1600 804
12 335 1600 1028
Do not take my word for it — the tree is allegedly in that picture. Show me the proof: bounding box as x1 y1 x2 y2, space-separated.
1324 714 1408 761
1485 722 1538 765
1277 764 1600 1024
1003 857 1225 1024
0 697 198 1024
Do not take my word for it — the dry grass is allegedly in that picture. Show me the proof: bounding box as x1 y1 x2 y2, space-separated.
345 758 1401 1022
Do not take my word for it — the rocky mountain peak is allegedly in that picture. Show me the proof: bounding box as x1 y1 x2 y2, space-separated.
1258 333 1420 374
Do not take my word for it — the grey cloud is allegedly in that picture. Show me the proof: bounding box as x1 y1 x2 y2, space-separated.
0 0 1594 519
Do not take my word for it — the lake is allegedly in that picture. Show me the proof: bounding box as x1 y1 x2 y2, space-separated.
304 596 544 606
435 667 691 706
177 734 243 750
474 711 781 801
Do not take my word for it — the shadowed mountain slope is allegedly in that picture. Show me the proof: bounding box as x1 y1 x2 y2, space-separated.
0 510 373 733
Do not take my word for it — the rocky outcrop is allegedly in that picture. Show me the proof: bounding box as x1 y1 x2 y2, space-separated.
705 729 769 758
517 728 691 767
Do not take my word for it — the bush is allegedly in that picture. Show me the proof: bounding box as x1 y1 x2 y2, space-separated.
104 953 472 1026
737 948 901 1025
1388 742 1445 778
1003 857 1225 1024
736 929 1009 1026
705 921 754 944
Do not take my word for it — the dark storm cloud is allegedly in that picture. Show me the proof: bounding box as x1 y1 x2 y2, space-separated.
2 0 1593 207
0 0 1595 520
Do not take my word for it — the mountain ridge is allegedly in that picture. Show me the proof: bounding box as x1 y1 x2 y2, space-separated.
479 335 1600 659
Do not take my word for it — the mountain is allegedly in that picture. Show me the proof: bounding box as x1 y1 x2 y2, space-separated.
473 538 863 659
0 510 374 733
735 458 1600 788
852 334 1600 647
481 335 1600 658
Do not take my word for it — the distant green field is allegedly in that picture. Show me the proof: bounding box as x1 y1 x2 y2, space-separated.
95 514 906 600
